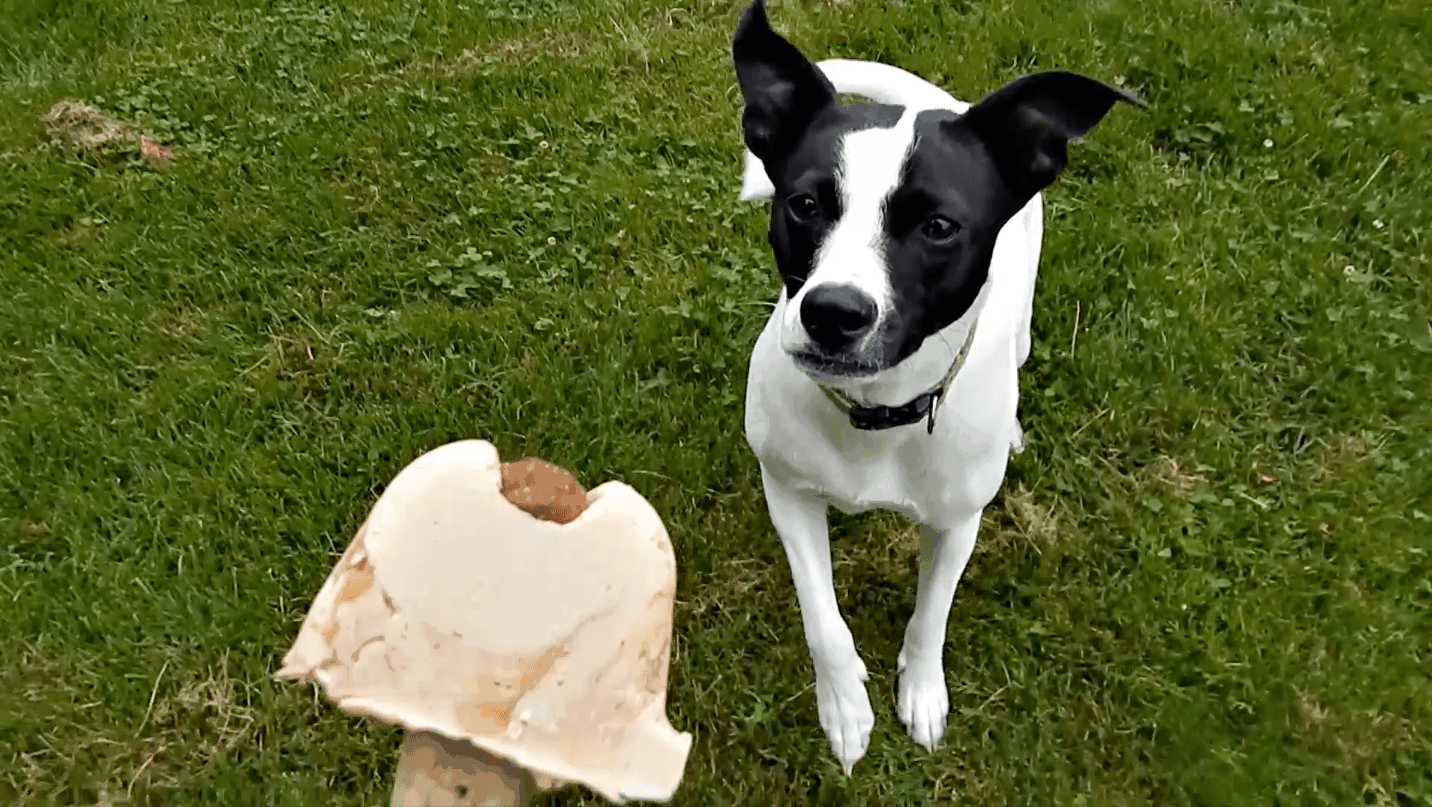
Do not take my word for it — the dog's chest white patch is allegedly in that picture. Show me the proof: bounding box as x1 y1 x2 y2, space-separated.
820 460 926 521
808 112 919 307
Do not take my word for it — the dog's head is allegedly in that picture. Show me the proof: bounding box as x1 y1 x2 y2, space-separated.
733 0 1141 379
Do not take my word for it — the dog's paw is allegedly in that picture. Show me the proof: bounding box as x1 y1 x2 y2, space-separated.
814 657 874 773
896 652 949 751
1009 420 1026 455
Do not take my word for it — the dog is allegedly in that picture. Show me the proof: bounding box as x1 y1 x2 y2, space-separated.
732 0 1142 772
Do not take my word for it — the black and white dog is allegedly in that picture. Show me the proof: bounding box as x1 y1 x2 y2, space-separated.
733 0 1141 771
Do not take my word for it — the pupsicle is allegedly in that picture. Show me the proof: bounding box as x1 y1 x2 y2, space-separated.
277 440 692 805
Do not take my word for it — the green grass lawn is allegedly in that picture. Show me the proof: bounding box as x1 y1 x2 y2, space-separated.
2 0 1429 803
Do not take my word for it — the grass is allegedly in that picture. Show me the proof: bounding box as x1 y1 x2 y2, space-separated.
1 0 1428 803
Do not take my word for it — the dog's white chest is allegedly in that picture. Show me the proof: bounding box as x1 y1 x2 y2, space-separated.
750 421 932 522
744 312 1017 526
815 454 926 520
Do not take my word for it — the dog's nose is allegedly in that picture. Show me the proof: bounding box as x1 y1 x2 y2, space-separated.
800 284 877 350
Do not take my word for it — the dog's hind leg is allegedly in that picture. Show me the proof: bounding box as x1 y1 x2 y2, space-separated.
760 463 875 773
897 511 982 751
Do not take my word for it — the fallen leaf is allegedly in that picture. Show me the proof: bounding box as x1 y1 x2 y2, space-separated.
140 136 173 165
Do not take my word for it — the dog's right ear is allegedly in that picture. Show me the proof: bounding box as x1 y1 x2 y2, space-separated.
732 0 837 166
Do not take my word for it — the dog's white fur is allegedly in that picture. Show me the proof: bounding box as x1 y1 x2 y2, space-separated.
742 60 1041 769
786 112 918 353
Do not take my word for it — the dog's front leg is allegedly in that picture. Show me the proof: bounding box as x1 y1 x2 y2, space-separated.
897 512 981 751
760 463 874 773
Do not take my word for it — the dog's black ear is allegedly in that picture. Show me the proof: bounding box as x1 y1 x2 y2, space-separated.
961 71 1145 201
732 0 837 165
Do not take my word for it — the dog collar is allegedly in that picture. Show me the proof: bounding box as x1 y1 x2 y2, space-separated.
818 323 979 434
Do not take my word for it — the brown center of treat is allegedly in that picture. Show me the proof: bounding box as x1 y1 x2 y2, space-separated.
499 459 587 525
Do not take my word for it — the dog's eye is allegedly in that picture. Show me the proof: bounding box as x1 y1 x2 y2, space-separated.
922 215 962 243
787 194 820 222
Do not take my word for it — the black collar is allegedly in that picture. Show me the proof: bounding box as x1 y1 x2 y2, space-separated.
817 322 979 435
846 388 945 433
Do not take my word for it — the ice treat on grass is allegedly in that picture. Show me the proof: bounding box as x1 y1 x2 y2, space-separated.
277 440 691 805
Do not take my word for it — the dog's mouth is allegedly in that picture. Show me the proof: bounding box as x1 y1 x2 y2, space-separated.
789 349 882 380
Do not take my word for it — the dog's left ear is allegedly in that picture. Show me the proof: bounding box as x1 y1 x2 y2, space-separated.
961 71 1145 202
732 0 838 166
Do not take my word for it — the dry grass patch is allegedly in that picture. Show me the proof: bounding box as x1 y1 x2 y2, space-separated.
1335 710 1420 758
7 750 45 806
152 306 208 343
1148 455 1206 498
814 487 1066 573
417 32 587 79
122 654 257 794
41 100 138 150
54 219 106 248
1310 434 1370 482
1004 487 1060 545
836 514 921 581
1296 689 1329 730
332 32 589 92
1291 689 1426 785
975 486 1062 556
41 101 173 166
5 650 58 804
678 556 784 619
